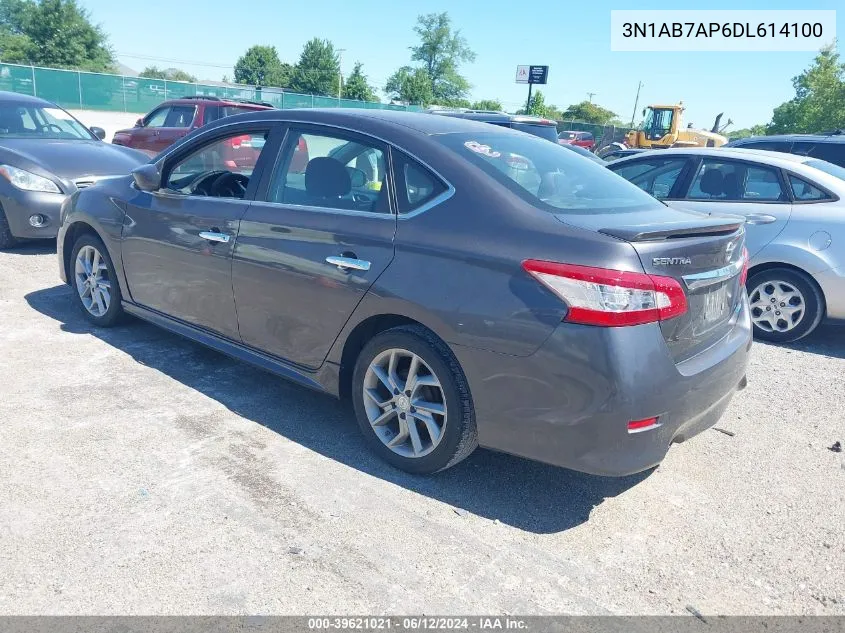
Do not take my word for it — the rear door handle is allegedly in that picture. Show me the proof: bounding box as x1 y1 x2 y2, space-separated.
744 213 777 225
326 256 371 271
199 231 231 243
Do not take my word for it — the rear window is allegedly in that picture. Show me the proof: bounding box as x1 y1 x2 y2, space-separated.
204 105 260 124
560 132 577 140
807 142 845 168
437 132 659 213
511 123 558 143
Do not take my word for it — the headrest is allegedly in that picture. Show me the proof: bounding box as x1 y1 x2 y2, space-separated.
305 157 350 198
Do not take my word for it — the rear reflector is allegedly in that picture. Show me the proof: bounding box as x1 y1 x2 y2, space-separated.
628 417 660 433
522 260 688 327
740 246 749 286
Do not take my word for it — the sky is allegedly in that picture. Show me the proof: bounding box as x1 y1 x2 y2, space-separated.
79 0 843 130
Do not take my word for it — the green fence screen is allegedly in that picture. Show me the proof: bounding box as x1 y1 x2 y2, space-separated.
0 63 423 114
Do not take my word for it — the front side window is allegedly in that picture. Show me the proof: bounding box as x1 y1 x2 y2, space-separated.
688 159 786 202
164 129 270 198
437 132 660 213
164 106 196 128
267 130 388 213
145 108 170 128
788 174 830 201
611 158 688 199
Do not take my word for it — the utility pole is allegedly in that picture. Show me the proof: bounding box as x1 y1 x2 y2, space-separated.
337 48 346 99
525 83 533 113
586 92 595 103
630 81 643 127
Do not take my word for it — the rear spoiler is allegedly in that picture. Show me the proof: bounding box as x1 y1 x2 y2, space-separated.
599 219 743 242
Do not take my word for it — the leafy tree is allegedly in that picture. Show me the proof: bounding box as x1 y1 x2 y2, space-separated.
561 100 619 125
471 99 502 111
342 62 377 102
517 91 561 120
767 43 845 134
728 124 768 140
140 66 197 83
289 38 340 96
0 0 114 71
385 66 433 105
386 12 475 105
234 45 290 87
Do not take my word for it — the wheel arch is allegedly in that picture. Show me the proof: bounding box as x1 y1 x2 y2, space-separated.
61 221 102 282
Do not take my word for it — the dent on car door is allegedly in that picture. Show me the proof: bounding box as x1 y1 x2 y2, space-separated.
121 124 279 339
669 158 793 257
232 126 396 369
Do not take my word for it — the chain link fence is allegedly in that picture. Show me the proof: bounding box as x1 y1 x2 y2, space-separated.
0 63 422 113
556 120 630 151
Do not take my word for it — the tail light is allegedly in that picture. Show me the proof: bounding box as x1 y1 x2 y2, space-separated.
522 260 688 327
740 246 749 285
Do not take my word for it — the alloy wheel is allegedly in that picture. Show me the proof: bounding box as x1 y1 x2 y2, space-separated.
362 348 447 458
74 244 111 318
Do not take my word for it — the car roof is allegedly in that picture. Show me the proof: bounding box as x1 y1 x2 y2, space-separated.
427 111 557 126
729 133 845 144
610 146 816 167
166 97 273 108
0 90 55 107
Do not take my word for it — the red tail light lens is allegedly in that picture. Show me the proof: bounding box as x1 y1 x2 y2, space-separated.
628 416 661 433
740 246 749 286
522 260 688 327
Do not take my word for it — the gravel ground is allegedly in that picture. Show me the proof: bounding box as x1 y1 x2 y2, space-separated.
0 242 843 615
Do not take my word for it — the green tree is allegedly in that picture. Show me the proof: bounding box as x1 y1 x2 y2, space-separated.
342 62 377 102
385 66 434 105
289 38 340 96
561 100 619 125
728 124 768 140
140 66 197 83
234 45 291 87
767 43 845 134
0 0 114 71
517 91 561 120
471 99 502 111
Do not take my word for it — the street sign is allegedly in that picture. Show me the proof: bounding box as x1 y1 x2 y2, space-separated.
516 65 549 85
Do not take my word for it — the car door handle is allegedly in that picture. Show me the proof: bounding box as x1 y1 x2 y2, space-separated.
744 213 777 225
199 231 231 244
326 256 371 272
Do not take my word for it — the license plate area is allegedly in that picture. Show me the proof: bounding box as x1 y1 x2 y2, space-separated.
703 283 730 324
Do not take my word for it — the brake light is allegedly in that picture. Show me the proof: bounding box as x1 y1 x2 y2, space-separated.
522 260 688 326
740 247 749 285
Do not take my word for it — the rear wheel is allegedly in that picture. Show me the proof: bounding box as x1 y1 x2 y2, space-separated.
351 325 477 474
0 207 17 249
70 234 124 327
747 268 824 343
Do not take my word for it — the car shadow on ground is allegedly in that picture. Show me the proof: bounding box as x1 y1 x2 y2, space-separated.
26 284 651 534
7 240 56 255
757 323 845 360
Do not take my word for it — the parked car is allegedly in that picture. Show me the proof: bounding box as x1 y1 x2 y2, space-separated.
427 109 560 143
0 91 146 249
58 109 750 476
725 132 845 168
600 148 648 162
608 147 845 342
558 130 595 150
112 96 274 157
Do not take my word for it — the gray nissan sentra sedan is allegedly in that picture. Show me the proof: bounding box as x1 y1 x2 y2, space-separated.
57 108 752 476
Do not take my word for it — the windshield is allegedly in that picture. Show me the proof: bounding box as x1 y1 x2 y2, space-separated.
806 159 845 181
0 103 94 140
438 132 659 213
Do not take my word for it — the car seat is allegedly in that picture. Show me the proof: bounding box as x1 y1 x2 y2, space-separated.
699 169 725 198
722 172 742 200
304 157 354 208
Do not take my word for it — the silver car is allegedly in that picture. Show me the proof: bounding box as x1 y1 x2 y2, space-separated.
609 147 845 342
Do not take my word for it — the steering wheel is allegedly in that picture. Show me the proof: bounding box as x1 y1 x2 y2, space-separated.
40 123 65 135
186 170 227 196
210 172 249 198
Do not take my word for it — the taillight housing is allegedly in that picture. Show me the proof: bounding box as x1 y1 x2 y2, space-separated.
522 260 688 327
739 246 749 286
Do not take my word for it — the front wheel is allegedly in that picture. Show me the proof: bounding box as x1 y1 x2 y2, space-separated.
747 268 824 343
351 325 478 474
70 234 124 327
0 207 17 249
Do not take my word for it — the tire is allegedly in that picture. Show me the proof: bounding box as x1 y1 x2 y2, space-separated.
746 267 824 343
69 233 124 327
0 206 17 250
351 325 478 474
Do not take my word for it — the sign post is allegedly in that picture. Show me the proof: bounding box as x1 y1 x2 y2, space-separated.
516 65 549 113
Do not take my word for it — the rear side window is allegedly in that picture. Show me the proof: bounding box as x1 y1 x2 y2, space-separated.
788 174 830 201
737 140 792 153
437 132 659 213
205 105 259 124
164 106 196 128
394 152 447 214
807 142 845 167
611 158 688 199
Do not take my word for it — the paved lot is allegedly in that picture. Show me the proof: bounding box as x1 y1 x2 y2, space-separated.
1 242 843 615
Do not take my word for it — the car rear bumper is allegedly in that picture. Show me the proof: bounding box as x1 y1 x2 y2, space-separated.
1 190 66 239
814 266 845 321
453 294 752 476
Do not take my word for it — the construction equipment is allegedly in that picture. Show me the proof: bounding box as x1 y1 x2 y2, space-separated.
599 103 728 156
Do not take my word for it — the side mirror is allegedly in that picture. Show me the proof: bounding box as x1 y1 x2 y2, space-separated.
135 118 144 128
132 164 161 192
90 126 106 140
346 167 367 189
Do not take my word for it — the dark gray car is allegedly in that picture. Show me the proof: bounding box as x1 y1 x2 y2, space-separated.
57 108 752 476
0 91 147 248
